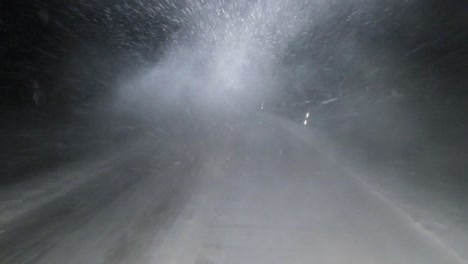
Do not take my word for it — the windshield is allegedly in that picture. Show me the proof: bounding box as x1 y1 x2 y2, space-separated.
0 1 466 263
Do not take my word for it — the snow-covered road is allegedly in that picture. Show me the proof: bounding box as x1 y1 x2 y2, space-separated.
0 114 465 264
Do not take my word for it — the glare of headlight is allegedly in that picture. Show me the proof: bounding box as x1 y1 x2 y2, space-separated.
304 120 307 125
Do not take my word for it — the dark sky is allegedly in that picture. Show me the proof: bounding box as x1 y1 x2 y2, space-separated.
0 0 466 112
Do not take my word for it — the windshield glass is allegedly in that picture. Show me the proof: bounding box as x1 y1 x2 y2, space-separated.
0 1 466 263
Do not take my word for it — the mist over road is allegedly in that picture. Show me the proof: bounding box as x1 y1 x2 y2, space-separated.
0 0 466 263
0 113 465 264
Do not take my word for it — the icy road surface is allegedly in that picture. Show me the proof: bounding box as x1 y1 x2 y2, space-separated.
0 114 464 264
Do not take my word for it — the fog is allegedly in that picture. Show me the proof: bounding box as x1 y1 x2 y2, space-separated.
0 0 467 263
115 0 385 118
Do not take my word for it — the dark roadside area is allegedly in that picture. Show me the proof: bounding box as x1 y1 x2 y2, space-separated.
309 95 468 260
0 104 180 185
0 105 193 234
0 107 120 185
0 107 136 230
